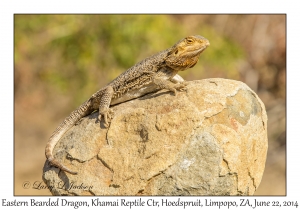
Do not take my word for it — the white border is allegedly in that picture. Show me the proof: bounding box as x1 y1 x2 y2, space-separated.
1 0 299 209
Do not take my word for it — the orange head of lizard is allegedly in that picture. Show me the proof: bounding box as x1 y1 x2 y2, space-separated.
165 35 210 71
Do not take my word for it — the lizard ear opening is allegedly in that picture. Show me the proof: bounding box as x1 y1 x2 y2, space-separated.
174 49 178 55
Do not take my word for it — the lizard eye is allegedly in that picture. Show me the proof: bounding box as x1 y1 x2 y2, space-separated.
186 39 194 44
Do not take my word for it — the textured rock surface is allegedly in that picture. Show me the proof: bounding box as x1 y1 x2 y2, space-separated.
43 79 268 195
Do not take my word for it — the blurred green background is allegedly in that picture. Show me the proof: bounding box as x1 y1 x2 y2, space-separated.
14 14 286 195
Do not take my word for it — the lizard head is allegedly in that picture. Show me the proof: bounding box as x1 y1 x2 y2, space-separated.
165 35 210 71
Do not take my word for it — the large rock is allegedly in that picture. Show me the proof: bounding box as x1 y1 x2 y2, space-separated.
43 79 268 195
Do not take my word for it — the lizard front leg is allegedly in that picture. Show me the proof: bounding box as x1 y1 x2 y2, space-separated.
98 86 114 127
170 74 189 88
152 75 187 96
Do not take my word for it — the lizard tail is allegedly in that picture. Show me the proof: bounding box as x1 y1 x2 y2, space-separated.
45 100 92 175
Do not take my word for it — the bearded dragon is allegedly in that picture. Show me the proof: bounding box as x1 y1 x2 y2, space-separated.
45 35 210 175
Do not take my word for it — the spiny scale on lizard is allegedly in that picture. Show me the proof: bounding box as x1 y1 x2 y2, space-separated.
45 35 210 175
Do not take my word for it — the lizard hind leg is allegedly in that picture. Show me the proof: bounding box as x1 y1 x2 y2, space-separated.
98 86 114 128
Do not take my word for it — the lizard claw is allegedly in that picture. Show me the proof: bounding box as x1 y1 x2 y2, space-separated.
174 82 187 92
99 108 114 128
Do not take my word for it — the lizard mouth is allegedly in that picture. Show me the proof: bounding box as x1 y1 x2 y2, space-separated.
186 45 208 57
186 40 210 55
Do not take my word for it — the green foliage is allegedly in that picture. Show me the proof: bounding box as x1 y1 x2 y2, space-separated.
14 15 245 105
194 25 245 79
